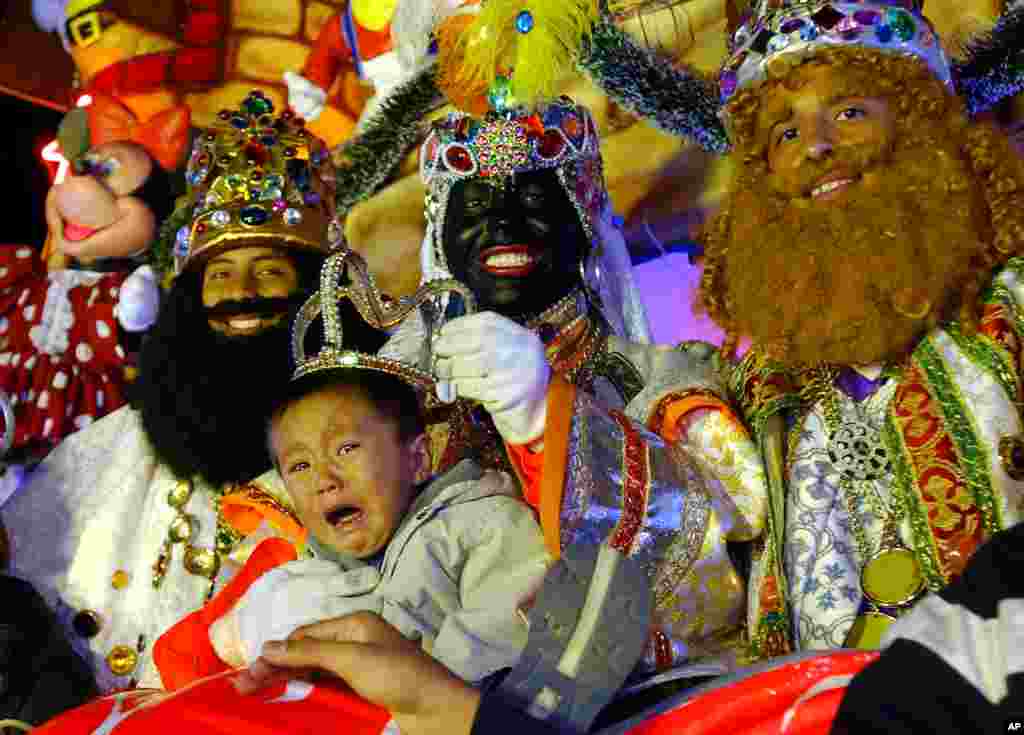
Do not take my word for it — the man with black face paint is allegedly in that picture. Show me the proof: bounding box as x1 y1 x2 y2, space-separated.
442 169 588 320
381 97 769 731
2 92 342 693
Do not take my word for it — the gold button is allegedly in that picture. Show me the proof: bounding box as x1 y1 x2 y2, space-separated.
168 514 196 543
183 546 220 579
107 645 138 676
167 479 192 508
1000 435 1024 480
111 570 130 589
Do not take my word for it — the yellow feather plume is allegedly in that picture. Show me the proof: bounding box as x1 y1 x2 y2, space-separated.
437 13 493 116
442 0 599 109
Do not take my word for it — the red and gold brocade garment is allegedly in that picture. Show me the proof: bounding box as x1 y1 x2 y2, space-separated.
736 259 1024 655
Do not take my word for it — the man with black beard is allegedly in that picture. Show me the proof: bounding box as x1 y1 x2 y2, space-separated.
1 92 341 693
134 246 321 487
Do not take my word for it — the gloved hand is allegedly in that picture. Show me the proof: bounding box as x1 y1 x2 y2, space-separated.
115 265 160 332
433 312 550 446
283 71 328 122
209 559 382 667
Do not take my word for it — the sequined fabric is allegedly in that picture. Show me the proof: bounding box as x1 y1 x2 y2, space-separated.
742 259 1024 652
559 389 759 673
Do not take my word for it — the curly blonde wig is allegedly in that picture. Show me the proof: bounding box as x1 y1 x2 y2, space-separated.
699 46 1024 364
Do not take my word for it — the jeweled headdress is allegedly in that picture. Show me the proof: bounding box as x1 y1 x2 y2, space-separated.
719 0 951 108
421 97 606 257
418 95 651 342
171 91 342 275
291 247 477 402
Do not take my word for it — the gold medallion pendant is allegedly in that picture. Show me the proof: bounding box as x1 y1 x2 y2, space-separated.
861 546 925 607
845 546 925 649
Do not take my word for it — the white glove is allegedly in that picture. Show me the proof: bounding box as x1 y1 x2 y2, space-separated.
209 559 382 667
433 311 550 446
115 265 159 332
283 71 328 122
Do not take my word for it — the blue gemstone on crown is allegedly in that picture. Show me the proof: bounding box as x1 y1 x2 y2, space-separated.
239 206 269 226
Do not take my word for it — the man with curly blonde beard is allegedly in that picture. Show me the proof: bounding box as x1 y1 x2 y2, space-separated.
692 2 1024 657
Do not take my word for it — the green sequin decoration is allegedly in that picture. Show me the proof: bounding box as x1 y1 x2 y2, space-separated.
988 283 1024 340
726 352 801 439
882 415 946 590
945 323 1018 405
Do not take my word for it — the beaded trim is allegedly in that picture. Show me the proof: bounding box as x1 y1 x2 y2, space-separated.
912 338 1001 537
607 409 652 556
422 98 608 275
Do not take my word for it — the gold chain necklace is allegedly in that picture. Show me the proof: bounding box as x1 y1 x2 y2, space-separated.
801 366 925 648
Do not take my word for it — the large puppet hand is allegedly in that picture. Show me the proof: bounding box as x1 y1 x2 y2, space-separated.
209 560 382 668
433 312 550 446
234 612 481 735
284 71 328 123
115 265 160 332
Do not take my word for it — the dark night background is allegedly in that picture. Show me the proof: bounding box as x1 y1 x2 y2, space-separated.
1 92 63 249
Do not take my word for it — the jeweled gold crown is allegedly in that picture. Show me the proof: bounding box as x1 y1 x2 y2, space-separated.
292 248 477 404
173 91 342 274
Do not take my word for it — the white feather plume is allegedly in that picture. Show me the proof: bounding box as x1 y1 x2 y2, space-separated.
390 0 468 72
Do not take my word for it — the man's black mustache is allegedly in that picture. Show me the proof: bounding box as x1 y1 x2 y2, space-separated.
204 297 294 319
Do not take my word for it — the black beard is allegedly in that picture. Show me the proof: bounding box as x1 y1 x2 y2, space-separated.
132 272 307 486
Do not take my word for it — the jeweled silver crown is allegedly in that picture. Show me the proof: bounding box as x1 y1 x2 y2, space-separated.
720 0 952 109
291 248 477 400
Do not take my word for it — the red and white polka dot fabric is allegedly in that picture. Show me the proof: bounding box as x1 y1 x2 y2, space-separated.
0 244 130 452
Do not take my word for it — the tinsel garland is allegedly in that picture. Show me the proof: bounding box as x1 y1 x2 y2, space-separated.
149 201 195 284
953 5 1024 116
577 17 730 154
331 66 444 216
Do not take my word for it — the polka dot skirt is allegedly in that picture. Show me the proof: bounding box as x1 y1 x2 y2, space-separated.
0 245 131 452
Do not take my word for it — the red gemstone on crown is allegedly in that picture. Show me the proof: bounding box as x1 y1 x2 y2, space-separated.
524 114 544 139
445 145 474 172
244 142 268 165
538 130 566 159
562 115 581 138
